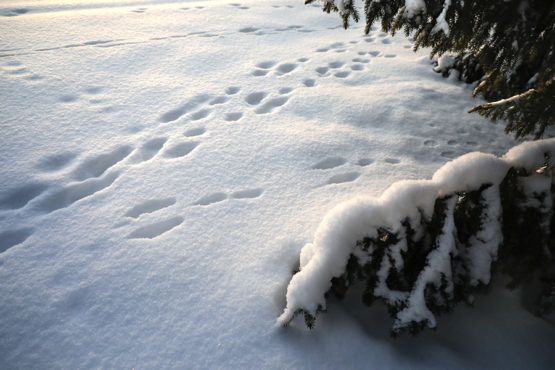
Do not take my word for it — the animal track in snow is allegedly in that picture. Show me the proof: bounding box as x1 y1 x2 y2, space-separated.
303 79 316 87
84 86 102 94
275 63 298 75
384 54 397 58
297 57 309 62
315 47 329 52
231 188 263 199
163 141 200 159
327 172 360 185
36 171 119 213
328 61 345 69
256 61 276 69
252 69 269 77
424 139 438 147
0 183 48 210
351 64 364 71
279 87 294 94
193 192 227 206
225 86 240 95
334 71 350 78
357 158 374 167
36 152 77 172
3 8 29 17
159 94 211 123
255 96 289 114
190 108 211 121
352 58 370 63
131 137 167 162
315 66 329 76
245 92 268 105
382 39 392 44
184 127 206 137
368 51 380 57
209 96 228 105
0 228 33 253
384 158 400 164
312 157 347 170
125 198 176 218
71 145 132 181
224 112 243 121
127 216 183 239
239 27 259 33
59 94 78 103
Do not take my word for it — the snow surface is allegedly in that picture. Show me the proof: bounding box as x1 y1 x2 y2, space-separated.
1 0 554 368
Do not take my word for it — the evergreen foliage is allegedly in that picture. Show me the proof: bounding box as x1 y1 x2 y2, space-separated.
306 0 555 138
280 142 555 336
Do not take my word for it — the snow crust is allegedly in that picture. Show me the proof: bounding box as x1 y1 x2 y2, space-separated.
279 139 555 325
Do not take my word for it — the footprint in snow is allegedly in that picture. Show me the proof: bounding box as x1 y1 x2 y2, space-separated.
130 137 167 163
190 108 211 121
351 64 364 71
357 158 374 167
252 69 269 77
382 39 392 44
315 66 329 76
163 141 200 159
125 198 176 218
312 157 347 170
352 58 370 63
209 96 228 105
184 127 206 137
245 92 268 105
279 87 294 94
239 27 259 33
256 61 276 69
334 71 350 78
231 188 263 199
327 172 361 185
303 79 316 87
225 86 240 95
275 63 298 76
255 96 289 114
127 216 183 239
36 171 120 213
224 112 243 122
193 192 228 206
159 94 211 123
328 61 345 69
384 158 401 164
71 145 132 181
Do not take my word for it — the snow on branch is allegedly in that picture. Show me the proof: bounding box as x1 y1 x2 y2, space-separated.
278 139 555 335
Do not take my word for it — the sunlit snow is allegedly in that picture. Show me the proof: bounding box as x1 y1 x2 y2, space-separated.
1 0 553 368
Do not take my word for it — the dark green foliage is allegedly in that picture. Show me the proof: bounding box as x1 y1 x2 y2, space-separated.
307 0 555 138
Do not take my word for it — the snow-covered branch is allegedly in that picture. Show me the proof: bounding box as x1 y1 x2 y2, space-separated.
279 139 555 335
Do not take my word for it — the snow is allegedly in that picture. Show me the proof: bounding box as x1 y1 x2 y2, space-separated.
432 0 451 35
1 0 554 368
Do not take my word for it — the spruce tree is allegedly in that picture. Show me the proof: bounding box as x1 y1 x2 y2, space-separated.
306 0 555 139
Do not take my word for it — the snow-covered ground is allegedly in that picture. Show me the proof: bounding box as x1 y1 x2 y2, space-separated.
0 0 553 368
